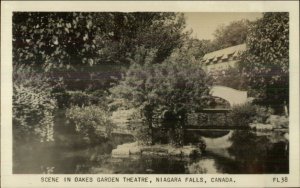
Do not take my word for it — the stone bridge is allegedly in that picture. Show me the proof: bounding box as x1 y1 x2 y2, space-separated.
210 85 248 107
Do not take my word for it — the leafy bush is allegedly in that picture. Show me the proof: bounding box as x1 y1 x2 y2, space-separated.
227 103 258 127
66 105 115 142
13 65 57 142
227 103 274 127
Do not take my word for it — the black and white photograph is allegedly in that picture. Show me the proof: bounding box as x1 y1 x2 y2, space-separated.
1 1 300 187
11 11 290 175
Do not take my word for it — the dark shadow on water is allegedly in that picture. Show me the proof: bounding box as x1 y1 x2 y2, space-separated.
227 131 289 174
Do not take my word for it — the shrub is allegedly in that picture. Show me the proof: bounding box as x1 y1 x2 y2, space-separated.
227 103 257 127
13 65 57 142
66 105 115 142
227 103 274 127
253 106 274 124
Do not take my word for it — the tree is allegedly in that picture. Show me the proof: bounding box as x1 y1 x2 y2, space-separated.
13 12 187 90
13 12 98 68
13 12 186 67
211 66 247 90
238 13 289 113
110 56 211 145
170 38 211 64
98 12 187 65
209 20 250 51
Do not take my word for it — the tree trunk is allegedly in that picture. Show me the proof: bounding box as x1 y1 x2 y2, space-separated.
284 101 288 117
149 117 154 145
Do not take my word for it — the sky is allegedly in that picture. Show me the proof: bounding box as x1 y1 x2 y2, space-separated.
184 12 263 40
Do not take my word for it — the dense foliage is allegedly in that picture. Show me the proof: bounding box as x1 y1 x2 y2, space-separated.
13 65 57 142
227 103 259 127
13 12 186 66
111 61 211 114
13 12 187 90
66 105 114 142
111 57 211 144
239 13 289 112
226 103 274 127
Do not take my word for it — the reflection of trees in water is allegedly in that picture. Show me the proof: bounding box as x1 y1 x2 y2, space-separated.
188 159 219 174
60 131 289 174
63 131 289 174
227 131 288 174
229 131 270 161
14 132 190 174
13 133 135 174
88 156 188 174
14 130 289 174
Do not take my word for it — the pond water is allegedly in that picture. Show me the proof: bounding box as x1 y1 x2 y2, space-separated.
13 130 288 174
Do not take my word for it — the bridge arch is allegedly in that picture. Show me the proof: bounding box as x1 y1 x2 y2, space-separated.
209 85 248 107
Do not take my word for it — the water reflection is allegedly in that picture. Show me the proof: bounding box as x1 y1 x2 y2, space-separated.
188 159 219 174
227 131 289 174
13 130 288 174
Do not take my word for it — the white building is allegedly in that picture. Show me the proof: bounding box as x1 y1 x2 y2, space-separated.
201 43 246 73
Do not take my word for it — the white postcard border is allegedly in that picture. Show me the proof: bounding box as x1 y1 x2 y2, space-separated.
1 1 299 187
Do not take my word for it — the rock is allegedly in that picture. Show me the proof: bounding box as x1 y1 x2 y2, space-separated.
111 142 140 157
129 147 141 155
168 148 183 156
141 147 169 156
111 142 201 158
249 123 274 131
266 115 289 129
168 145 201 157
146 169 154 173
266 115 279 124
111 147 130 156
181 146 201 156
278 116 289 128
